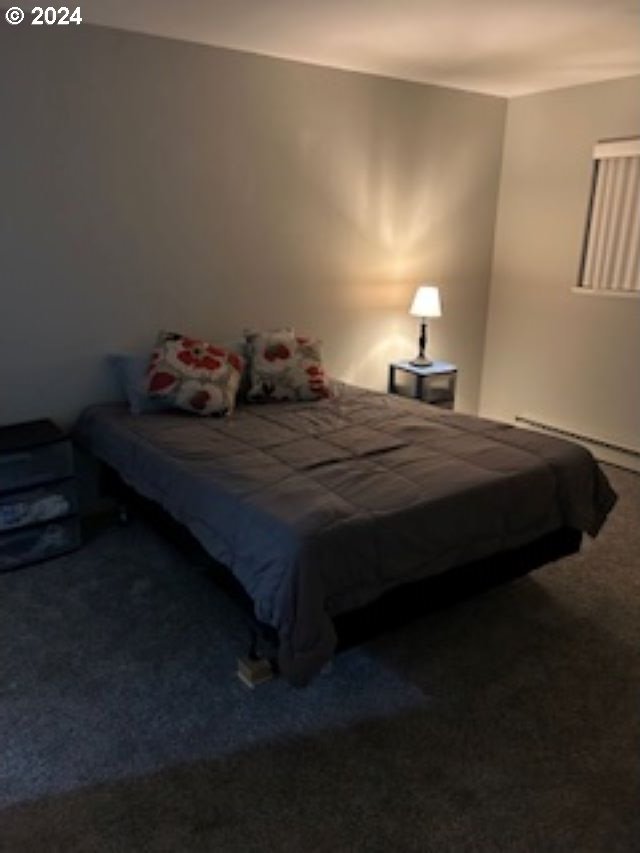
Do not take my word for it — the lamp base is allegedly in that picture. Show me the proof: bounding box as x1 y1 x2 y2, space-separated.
410 355 433 367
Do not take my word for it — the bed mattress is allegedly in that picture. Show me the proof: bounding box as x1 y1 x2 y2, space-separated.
75 382 617 684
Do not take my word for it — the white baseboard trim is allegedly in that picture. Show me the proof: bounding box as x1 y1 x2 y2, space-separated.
515 415 640 474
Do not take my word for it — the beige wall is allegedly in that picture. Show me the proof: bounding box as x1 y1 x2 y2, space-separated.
0 24 505 427
480 76 640 468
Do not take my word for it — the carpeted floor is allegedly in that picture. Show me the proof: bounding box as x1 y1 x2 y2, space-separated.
0 464 638 852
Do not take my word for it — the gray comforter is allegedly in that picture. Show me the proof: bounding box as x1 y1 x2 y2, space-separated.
76 383 616 684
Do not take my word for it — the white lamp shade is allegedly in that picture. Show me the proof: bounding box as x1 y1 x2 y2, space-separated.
409 285 442 318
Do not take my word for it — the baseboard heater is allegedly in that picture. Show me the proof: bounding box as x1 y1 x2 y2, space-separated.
515 416 640 462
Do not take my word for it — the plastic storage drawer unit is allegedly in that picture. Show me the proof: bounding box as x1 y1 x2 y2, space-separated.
0 517 81 572
0 479 78 531
0 441 73 492
0 419 81 572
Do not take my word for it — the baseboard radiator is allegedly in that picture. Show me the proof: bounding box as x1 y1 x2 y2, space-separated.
515 416 640 466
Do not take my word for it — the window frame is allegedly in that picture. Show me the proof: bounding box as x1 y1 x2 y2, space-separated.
575 135 640 299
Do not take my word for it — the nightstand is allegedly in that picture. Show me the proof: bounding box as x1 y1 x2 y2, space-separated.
388 360 457 409
0 419 81 572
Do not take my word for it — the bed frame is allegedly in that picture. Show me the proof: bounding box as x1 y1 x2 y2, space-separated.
98 463 582 681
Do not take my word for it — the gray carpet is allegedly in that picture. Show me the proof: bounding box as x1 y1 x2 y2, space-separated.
0 464 638 852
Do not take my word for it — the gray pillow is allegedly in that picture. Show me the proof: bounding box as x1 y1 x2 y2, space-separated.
109 354 173 415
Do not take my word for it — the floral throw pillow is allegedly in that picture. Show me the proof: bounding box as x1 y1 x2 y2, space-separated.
245 329 330 402
146 331 244 416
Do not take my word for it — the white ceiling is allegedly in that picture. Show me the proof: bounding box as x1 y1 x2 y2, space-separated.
79 0 640 97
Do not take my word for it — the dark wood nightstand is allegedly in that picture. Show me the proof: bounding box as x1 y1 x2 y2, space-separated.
0 419 81 572
388 360 458 409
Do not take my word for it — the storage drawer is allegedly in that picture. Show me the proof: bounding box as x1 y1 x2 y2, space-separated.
0 517 81 572
0 480 78 532
0 440 73 492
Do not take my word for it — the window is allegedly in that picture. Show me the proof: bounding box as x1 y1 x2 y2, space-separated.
577 136 640 295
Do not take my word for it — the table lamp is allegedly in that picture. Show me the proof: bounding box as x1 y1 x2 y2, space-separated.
409 284 441 367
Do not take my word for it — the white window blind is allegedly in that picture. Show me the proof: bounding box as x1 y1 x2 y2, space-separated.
578 137 640 294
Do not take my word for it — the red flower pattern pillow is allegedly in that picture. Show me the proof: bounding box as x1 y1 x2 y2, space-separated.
146 331 244 416
244 329 330 402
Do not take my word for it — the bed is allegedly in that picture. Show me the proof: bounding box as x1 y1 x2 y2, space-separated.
75 381 616 685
